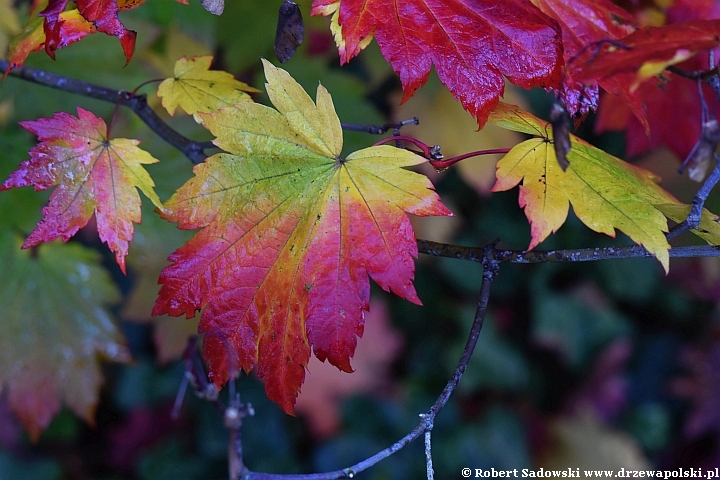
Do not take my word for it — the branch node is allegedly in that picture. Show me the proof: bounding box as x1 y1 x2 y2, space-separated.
418 412 434 431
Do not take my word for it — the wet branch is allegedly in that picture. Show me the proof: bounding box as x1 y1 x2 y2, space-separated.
0 59 213 164
416 239 720 263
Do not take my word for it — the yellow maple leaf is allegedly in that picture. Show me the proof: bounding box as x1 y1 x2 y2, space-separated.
490 102 676 272
157 55 259 120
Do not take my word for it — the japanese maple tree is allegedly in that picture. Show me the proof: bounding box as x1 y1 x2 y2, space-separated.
2 0 720 477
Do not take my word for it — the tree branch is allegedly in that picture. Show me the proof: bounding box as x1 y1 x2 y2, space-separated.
0 59 421 165
416 239 720 263
0 59 213 164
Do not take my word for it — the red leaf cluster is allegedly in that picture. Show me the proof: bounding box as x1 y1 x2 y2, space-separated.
39 0 136 62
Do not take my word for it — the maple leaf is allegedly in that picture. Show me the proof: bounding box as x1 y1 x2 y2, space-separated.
6 9 96 74
0 108 163 274
153 60 451 413
0 232 130 441
531 0 639 120
595 67 719 160
310 0 563 128
157 55 259 120
489 102 674 272
39 0 137 63
576 20 720 86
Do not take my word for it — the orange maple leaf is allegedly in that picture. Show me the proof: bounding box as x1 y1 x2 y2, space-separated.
152 60 451 413
0 108 163 274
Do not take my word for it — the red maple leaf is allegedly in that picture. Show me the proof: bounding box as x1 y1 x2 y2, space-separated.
0 108 162 274
591 5 720 160
595 58 720 160
311 0 563 128
5 10 97 75
39 0 136 62
534 0 638 119
575 20 720 84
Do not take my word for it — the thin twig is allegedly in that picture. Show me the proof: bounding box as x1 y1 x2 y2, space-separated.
423 424 434 480
570 38 631 68
341 118 419 134
667 64 720 82
429 148 510 170
0 59 213 164
227 379 254 480
427 252 497 416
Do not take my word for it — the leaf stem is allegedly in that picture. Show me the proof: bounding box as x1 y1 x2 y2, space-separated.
373 135 434 156
429 148 510 170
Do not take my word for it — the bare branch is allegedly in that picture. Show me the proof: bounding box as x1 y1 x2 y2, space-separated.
341 117 419 135
417 239 720 263
423 426 434 480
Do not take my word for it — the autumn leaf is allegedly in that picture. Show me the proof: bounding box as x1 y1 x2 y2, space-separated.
0 108 163 274
39 0 137 63
489 103 674 271
157 56 259 120
576 20 720 86
595 57 720 161
6 9 96 74
0 232 130 441
310 0 562 128
153 60 451 413
531 0 641 121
